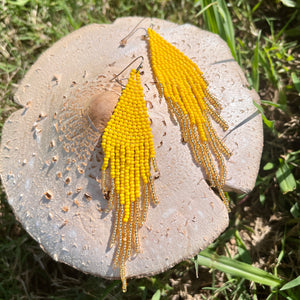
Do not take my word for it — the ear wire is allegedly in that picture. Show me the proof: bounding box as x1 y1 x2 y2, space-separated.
110 56 144 87
119 18 148 47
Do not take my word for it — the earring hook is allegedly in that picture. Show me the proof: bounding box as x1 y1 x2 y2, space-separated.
110 56 144 87
119 18 148 47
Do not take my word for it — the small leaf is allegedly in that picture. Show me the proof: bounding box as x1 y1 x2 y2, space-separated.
290 202 300 219
152 289 161 300
263 162 275 171
276 158 297 194
7 0 30 5
291 72 300 93
280 0 296 7
280 276 300 291
259 193 266 204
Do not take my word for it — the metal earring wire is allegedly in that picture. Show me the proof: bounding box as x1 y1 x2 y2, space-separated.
110 56 144 88
119 18 148 47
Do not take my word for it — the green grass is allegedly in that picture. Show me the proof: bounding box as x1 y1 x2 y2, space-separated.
1 0 300 299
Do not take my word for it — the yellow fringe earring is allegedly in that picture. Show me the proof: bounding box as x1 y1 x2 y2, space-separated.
101 69 158 292
147 28 231 209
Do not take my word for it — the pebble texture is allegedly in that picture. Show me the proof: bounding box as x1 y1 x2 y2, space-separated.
0 17 263 279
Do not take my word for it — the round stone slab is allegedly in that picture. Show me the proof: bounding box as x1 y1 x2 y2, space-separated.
0 17 263 279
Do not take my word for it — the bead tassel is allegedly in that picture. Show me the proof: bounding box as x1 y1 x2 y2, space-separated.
147 28 231 209
101 69 158 292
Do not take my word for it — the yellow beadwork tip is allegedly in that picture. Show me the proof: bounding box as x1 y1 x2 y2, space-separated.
147 28 231 209
101 69 158 292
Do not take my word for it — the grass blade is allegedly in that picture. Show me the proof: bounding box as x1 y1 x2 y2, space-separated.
196 249 283 288
195 1 217 17
216 0 237 60
195 0 237 60
280 275 300 291
252 30 261 91
252 101 275 129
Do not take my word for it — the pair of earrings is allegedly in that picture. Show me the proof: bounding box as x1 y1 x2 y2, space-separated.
101 28 231 292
